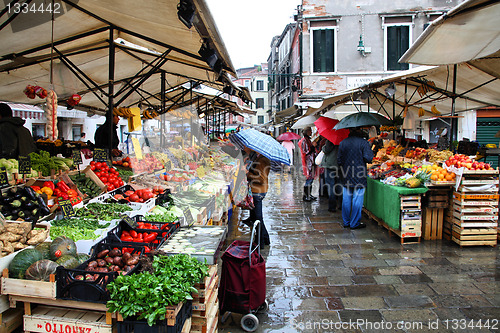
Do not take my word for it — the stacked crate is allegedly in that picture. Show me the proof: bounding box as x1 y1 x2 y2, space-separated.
451 170 499 247
399 195 422 242
191 265 219 333
422 189 450 240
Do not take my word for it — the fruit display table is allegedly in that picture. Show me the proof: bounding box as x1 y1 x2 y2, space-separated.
364 178 428 231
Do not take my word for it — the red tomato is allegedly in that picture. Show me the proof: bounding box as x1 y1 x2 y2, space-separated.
95 162 103 169
129 194 139 202
119 179 124 186
90 164 96 171
101 177 108 183
107 184 115 191
113 180 120 188
124 190 135 197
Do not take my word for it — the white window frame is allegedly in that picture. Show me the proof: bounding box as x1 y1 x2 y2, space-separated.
309 26 338 74
383 22 413 72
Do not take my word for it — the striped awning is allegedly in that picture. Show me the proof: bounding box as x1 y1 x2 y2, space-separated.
2 101 44 120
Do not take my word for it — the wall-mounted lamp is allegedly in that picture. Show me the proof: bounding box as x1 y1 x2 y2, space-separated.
356 35 371 56
177 0 195 29
357 35 365 52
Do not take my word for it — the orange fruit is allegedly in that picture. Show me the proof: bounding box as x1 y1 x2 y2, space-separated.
431 174 438 181
445 174 453 181
438 174 445 180
451 173 456 178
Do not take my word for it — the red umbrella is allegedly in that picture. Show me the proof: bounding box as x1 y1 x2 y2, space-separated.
276 132 301 141
314 117 350 145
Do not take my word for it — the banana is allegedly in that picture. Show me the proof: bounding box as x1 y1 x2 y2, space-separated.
431 105 441 115
418 107 425 117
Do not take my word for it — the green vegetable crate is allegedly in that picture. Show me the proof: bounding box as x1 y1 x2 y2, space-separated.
117 300 192 333
67 166 107 201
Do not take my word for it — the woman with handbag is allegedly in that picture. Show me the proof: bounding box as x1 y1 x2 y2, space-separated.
241 147 271 248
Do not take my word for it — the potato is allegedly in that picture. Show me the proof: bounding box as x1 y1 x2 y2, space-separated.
0 232 22 242
3 241 14 253
5 225 24 235
12 242 27 250
26 230 48 245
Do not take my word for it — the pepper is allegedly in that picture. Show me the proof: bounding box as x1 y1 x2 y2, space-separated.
43 181 55 190
31 186 41 192
40 186 53 197
66 189 78 199
57 180 70 192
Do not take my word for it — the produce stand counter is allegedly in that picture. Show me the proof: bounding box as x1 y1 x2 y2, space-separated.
364 177 428 243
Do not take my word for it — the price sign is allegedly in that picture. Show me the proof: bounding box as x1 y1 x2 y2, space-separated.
72 150 83 165
0 169 9 187
93 148 109 162
183 207 194 226
58 200 76 218
132 138 143 160
121 214 138 228
18 156 31 174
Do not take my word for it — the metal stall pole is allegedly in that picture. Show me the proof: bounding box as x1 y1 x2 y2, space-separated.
160 71 166 148
108 27 115 158
450 64 458 150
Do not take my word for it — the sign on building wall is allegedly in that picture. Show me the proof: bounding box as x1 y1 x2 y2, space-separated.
346 76 382 90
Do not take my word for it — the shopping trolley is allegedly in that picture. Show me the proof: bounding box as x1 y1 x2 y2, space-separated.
219 220 267 332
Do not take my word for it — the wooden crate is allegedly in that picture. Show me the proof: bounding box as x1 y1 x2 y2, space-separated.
192 265 218 303
1 270 56 300
23 306 113 333
194 207 208 226
422 208 444 240
400 195 421 209
363 208 421 244
0 308 22 333
452 236 497 247
424 189 450 209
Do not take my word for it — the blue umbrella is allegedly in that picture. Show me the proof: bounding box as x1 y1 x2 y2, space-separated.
229 128 291 165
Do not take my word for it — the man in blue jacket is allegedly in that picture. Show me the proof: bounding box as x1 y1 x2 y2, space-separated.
337 128 373 229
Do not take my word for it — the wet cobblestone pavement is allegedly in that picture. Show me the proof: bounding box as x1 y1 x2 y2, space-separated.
219 170 500 333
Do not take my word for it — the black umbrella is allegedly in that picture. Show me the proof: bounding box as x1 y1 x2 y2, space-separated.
333 112 391 130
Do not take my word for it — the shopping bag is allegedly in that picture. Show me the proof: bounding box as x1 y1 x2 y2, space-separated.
315 151 324 165
236 187 255 210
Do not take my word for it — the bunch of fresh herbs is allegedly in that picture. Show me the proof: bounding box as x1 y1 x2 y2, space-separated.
107 254 208 326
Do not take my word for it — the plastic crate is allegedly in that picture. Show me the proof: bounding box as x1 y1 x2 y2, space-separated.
56 243 143 303
117 300 192 333
104 218 179 250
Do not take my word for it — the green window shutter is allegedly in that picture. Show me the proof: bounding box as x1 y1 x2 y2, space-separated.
387 26 410 71
313 29 334 73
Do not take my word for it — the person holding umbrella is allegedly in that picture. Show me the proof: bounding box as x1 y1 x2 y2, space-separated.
299 127 317 201
277 131 301 173
229 129 290 248
337 127 373 229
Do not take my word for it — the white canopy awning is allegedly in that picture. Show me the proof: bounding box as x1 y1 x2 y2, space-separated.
300 64 500 122
400 0 500 66
0 0 245 114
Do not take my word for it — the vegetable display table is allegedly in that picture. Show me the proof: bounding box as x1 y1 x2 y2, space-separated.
364 178 428 241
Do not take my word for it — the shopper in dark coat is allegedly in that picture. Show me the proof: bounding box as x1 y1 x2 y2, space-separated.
337 128 373 229
0 103 37 159
94 114 122 157
320 140 342 212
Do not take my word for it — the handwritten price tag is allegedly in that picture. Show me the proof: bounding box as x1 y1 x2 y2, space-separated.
58 200 76 218
72 150 83 165
93 148 108 162
0 169 9 187
18 156 31 174
121 214 137 228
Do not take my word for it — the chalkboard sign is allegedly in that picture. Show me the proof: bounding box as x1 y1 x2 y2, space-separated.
0 169 9 187
93 148 108 162
72 150 83 165
183 207 194 226
58 200 76 218
121 214 137 228
18 156 31 175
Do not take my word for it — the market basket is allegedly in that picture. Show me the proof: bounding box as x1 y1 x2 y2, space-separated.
56 243 143 303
